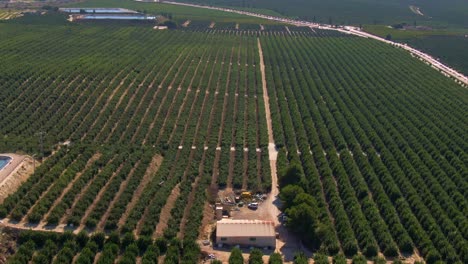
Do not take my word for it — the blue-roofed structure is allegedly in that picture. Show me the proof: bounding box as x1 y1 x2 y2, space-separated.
60 7 158 21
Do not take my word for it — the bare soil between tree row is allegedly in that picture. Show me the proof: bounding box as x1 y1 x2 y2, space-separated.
153 183 180 238
120 154 162 232
40 153 102 228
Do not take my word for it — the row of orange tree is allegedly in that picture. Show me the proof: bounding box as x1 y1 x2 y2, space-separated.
262 32 467 263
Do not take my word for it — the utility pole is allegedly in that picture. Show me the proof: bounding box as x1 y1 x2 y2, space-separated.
36 131 46 162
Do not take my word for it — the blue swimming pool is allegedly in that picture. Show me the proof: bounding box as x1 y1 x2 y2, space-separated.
0 156 11 170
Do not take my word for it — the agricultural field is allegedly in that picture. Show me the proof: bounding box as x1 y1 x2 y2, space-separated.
0 4 467 264
5 229 199 264
0 10 22 20
364 25 468 76
65 0 277 25
403 35 468 75
0 10 270 219
262 32 467 263
175 0 468 81
176 0 468 28
0 13 273 262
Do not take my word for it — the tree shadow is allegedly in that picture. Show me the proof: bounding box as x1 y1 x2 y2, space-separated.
275 224 313 262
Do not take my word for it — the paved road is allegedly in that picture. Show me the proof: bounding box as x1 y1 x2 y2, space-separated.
164 1 468 87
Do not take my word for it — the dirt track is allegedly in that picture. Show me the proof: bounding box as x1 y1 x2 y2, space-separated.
257 38 312 261
257 38 280 226
153 183 180 238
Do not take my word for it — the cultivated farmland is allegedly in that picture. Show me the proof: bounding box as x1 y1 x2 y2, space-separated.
0 17 271 234
1 10 467 264
0 10 22 20
175 0 468 28
262 32 467 263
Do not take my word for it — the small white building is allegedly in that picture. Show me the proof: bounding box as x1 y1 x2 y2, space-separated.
216 219 276 249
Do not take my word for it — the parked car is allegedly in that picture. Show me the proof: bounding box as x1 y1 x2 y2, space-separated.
248 202 258 209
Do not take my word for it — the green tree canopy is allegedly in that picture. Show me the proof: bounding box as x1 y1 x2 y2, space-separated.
229 247 244 264
293 193 318 209
279 185 304 209
285 203 318 235
269 252 283 264
333 254 347 264
314 252 329 264
293 251 309 264
374 257 387 264
351 254 366 264
279 162 305 188
249 248 264 264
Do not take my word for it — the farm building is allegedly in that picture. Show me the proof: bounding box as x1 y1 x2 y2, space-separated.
216 219 276 249
59 8 139 14
71 14 157 21
60 7 157 21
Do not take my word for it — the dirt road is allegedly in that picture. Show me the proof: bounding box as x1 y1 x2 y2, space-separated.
257 38 280 226
258 39 305 260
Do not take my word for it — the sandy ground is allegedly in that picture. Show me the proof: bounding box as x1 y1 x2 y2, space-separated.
0 216 69 233
153 183 180 238
0 154 35 204
198 202 215 240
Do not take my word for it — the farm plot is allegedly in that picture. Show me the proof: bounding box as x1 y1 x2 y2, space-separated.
5 229 203 264
0 11 22 20
1 11 467 264
261 33 467 263
0 19 269 243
